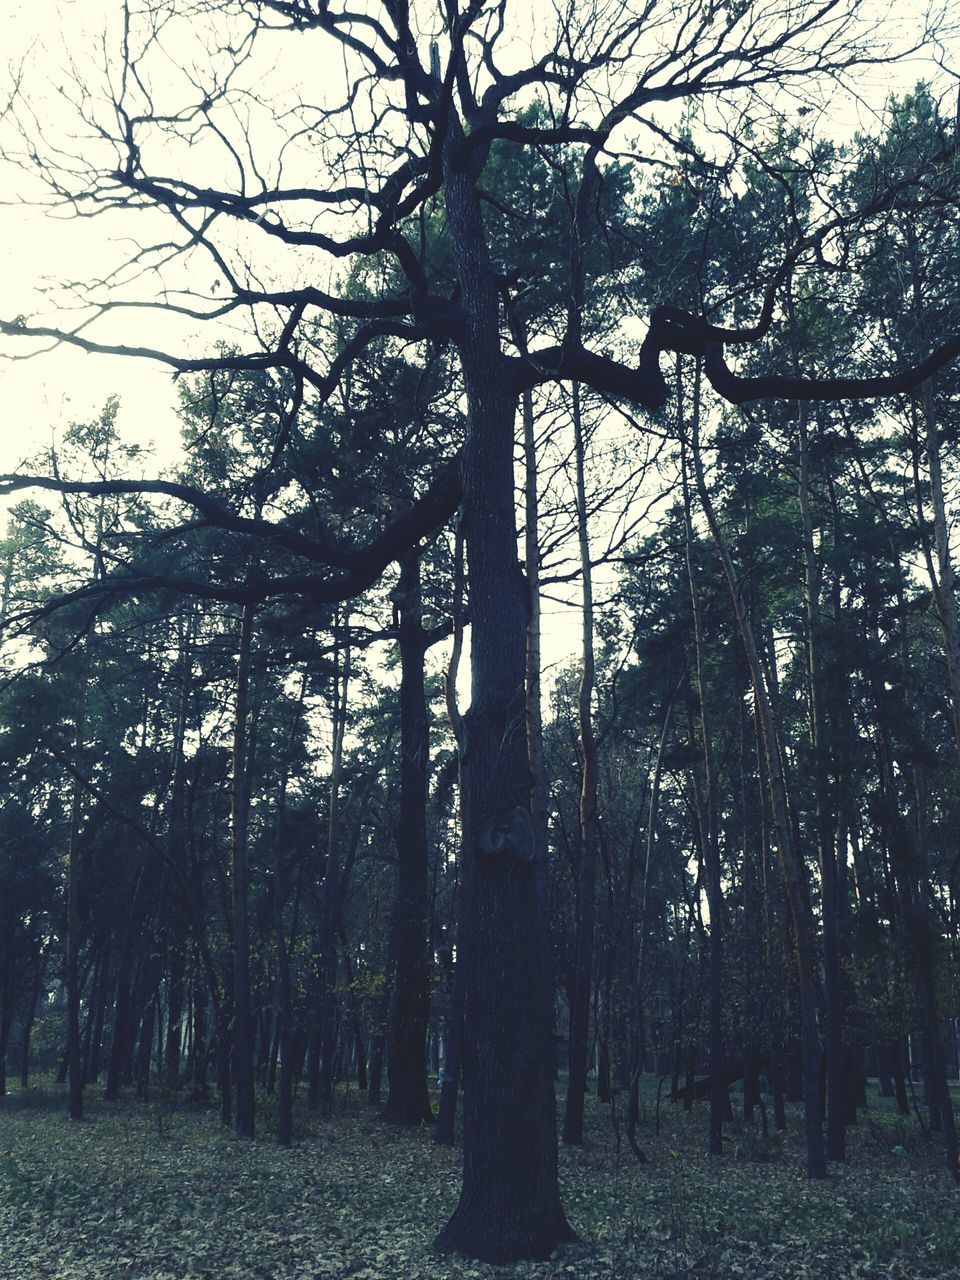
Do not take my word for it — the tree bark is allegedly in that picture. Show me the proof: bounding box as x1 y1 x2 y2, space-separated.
689 375 826 1178
311 618 349 1114
519 335 556 1061
385 548 433 1124
563 383 600 1147
790 298 846 1163
435 522 467 1147
434 122 573 1261
681 427 724 1158
231 597 256 1138
66 657 89 1121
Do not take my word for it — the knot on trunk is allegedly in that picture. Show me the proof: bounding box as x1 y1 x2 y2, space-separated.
478 805 536 863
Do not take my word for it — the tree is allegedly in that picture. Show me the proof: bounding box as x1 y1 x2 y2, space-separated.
4 0 960 1259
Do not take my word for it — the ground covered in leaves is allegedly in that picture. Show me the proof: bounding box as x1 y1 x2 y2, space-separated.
1 1079 958 1279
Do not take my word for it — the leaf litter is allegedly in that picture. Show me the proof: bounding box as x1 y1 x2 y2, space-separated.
1 1083 958 1279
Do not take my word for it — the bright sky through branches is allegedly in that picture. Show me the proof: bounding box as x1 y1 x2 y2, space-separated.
0 0 957 685
0 0 954 470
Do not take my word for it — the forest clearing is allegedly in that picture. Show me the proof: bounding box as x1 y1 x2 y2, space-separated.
3 1082 958 1280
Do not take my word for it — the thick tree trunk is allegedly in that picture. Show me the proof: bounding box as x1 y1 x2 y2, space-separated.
385 548 433 1125
434 126 573 1261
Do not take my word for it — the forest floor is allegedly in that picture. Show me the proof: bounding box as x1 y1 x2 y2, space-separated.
1 1078 958 1280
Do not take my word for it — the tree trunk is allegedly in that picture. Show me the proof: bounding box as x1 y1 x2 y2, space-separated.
0 927 15 1097
232 597 256 1138
65 659 89 1121
18 946 43 1090
165 631 190 1092
135 985 158 1102
519 331 557 1064
435 513 467 1146
434 930 466 1146
689 377 826 1178
866 557 959 1179
681 426 724 1158
564 383 600 1148
796 402 845 1161
434 123 573 1260
104 891 139 1101
83 941 110 1086
385 548 433 1124
312 619 349 1115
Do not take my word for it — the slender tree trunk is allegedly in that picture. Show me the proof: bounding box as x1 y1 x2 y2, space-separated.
135 984 159 1102
367 909 393 1111
104 877 141 1101
907 242 960 753
436 522 467 1146
272 670 308 1142
874 661 958 1174
165 623 191 1091
688 373 826 1178
18 945 43 1090
66 659 89 1121
312 620 349 1114
0 928 15 1097
868 545 959 1179
191 970 209 1103
738 703 761 1125
339 924 368 1093
564 383 600 1147
518 331 557 1060
680 425 724 1158
83 941 111 1085
629 691 675 1152
385 548 433 1124
273 853 294 1145
232 598 256 1138
796 405 845 1161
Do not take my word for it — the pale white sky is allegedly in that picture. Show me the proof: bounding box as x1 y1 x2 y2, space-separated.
0 0 956 676
1 0 952 464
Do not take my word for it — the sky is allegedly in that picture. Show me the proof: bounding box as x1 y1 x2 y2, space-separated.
0 0 957 673
3 1 954 452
